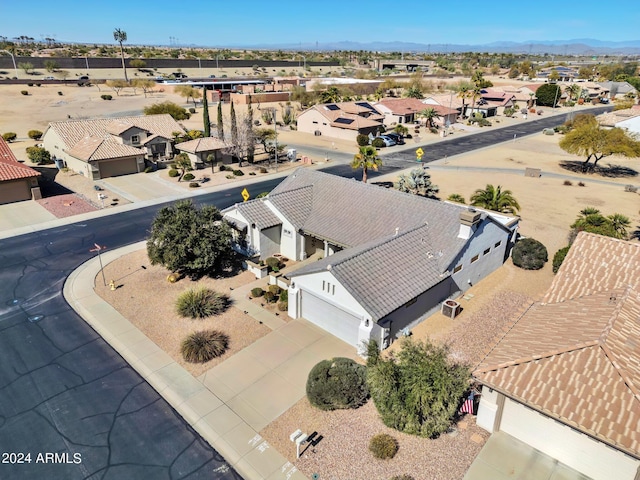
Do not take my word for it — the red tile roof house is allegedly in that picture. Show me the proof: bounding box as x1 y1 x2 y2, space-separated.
0 137 41 205
41 114 185 180
374 98 458 128
223 168 519 352
477 89 517 116
473 232 640 480
296 101 385 141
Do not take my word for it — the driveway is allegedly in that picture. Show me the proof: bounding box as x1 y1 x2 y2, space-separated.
99 171 186 201
0 200 56 231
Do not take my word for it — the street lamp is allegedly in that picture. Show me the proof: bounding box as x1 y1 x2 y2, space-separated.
0 49 18 77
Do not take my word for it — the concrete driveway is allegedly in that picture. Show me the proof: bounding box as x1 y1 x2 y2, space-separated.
99 171 186 201
0 200 56 231
199 319 356 431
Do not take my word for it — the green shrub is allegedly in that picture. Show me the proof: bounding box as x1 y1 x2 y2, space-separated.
264 291 276 303
183 173 195 181
268 284 281 295
279 289 288 303
369 433 398 460
189 107 196 114
2 132 17 142
27 130 43 140
27 83 34 87
101 94 112 100
277 301 288 311
168 169 179 177
249 171 256 175
256 192 268 198
259 167 268 174
26 146 52 165
233 169 244 176
512 237 548 270
306 357 369 411
189 182 200 188
218 164 226 171
390 475 415 480
225 174 235 179
58 91 63 96
552 245 570 274
356 134 370 146
251 287 264 298
372 137 385 148
144 166 153 173
265 256 280 270
21 90 28 96
181 330 229 363
176 287 230 319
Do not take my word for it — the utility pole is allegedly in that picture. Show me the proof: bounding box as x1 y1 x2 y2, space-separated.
272 109 278 173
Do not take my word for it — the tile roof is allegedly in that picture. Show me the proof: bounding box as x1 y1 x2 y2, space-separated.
45 114 183 151
175 137 232 153
303 102 385 131
65 136 143 161
0 137 40 181
474 232 640 458
237 199 282 230
376 98 458 116
424 94 465 110
597 108 640 127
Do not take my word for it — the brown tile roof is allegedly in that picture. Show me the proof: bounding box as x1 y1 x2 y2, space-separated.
305 102 385 131
424 94 465 110
475 232 640 458
175 137 232 153
0 137 40 181
376 98 458 116
65 136 143 162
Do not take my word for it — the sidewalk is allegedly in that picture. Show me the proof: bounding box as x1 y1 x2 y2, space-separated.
63 243 356 480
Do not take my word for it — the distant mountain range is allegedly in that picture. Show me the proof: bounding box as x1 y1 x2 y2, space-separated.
236 39 640 55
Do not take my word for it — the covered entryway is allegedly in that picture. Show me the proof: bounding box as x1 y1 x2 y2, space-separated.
0 179 30 204
98 157 139 178
300 290 361 346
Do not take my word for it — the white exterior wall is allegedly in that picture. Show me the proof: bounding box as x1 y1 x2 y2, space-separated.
42 129 94 178
450 220 510 291
616 116 640 136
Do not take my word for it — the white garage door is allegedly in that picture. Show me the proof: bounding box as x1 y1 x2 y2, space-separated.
500 398 637 480
300 290 360 346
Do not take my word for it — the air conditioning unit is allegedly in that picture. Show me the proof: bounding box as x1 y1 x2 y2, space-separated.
382 327 390 337
441 299 462 319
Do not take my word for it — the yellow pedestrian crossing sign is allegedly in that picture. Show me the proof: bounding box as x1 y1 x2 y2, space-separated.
241 188 250 202
416 147 424 161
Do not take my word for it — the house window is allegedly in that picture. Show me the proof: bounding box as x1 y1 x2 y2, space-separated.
322 280 326 291
495 240 502 248
332 284 335 295
131 135 140 144
483 247 491 256
453 264 463 273
471 254 479 264
283 228 292 238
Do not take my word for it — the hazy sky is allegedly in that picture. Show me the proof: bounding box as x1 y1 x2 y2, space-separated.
2 0 639 47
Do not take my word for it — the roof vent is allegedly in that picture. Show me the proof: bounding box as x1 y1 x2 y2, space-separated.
327 264 332 271
394 227 399 236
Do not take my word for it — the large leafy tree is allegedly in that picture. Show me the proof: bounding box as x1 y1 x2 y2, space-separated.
113 28 128 82
367 339 470 438
395 169 439 198
147 200 236 279
470 184 520 214
144 101 191 120
535 83 562 107
559 114 640 170
351 145 382 183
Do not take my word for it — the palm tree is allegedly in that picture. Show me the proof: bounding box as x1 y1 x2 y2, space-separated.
457 84 470 118
607 213 631 239
470 184 520 214
113 28 128 82
320 86 341 104
565 84 581 102
351 146 382 183
469 70 485 117
395 169 439 198
447 193 466 204
418 108 439 129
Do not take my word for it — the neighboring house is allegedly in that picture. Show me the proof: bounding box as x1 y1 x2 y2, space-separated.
473 232 640 480
223 168 519 350
597 107 640 136
42 114 184 180
496 85 537 108
424 94 466 116
537 66 578 82
570 81 609 102
598 81 638 100
478 89 516 115
0 137 41 204
374 98 458 127
175 137 234 169
296 102 385 141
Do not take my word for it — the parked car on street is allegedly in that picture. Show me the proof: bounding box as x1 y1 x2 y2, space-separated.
374 135 397 147
44 76 55 80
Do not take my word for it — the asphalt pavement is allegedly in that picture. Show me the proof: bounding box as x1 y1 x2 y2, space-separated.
0 105 611 479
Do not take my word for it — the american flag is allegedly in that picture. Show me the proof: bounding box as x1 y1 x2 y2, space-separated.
459 391 475 415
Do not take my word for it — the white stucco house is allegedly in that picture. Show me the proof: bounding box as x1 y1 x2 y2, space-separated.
223 168 519 350
42 114 184 179
175 137 234 170
473 232 640 480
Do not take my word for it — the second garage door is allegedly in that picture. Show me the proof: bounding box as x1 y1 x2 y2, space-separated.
98 157 139 178
300 290 361 347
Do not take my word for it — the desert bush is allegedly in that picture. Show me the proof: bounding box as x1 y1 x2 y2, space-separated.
27 83 34 87
512 238 548 270
183 173 195 181
563 180 573 186
101 94 112 100
552 245 571 274
28 130 43 140
265 256 280 270
369 433 398 460
306 357 369 411
249 171 256 175
578 181 585 187
259 167 268 174
168 169 179 177
218 164 225 171
279 289 288 303
233 169 244 176
390 476 415 480
189 107 196 114
225 174 235 179
26 146 52 164
2 132 17 142
58 91 63 96
181 330 229 363
356 134 370 146
268 284 282 295
144 166 153 173
264 291 276 303
372 137 386 148
189 182 200 188
277 301 288 311
251 287 264 298
176 287 230 319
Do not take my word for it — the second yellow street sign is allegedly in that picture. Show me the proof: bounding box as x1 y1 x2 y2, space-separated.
241 188 250 202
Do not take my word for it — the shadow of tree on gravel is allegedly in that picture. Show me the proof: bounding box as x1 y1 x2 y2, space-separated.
559 160 638 178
